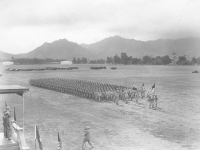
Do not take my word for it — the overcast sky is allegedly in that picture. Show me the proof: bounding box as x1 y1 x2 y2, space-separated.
0 0 200 54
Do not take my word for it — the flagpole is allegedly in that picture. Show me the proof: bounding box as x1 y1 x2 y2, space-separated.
35 125 36 150
23 94 24 133
35 124 43 150
152 83 155 95
35 139 36 150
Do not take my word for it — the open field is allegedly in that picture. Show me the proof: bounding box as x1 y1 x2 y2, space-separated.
0 64 200 150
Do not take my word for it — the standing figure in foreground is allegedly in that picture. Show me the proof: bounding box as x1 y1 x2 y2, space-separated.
82 126 94 150
6 113 13 140
3 111 8 138
3 105 12 138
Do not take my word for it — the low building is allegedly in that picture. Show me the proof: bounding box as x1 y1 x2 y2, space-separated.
2 61 14 66
60 61 72 65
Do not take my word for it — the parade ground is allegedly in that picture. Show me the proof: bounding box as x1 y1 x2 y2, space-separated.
0 64 200 150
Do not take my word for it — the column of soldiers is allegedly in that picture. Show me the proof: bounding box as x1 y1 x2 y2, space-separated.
30 78 158 109
29 78 138 103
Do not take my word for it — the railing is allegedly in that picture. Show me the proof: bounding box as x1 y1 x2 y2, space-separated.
12 122 30 150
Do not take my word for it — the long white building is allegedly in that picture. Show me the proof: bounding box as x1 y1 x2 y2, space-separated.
60 61 72 65
1 61 14 66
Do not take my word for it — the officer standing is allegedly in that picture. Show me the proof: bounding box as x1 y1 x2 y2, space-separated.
82 126 94 150
6 112 13 140
3 111 8 138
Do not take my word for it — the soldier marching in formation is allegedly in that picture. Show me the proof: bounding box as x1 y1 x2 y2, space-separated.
146 83 158 108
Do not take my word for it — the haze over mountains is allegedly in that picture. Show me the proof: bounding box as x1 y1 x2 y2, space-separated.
0 36 200 60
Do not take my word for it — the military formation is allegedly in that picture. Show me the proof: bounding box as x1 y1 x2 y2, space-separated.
111 67 117 70
6 67 78 71
29 78 141 104
90 66 106 70
29 78 158 107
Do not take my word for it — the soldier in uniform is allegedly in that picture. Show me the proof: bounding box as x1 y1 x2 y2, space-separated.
3 111 8 138
6 113 13 140
82 126 94 150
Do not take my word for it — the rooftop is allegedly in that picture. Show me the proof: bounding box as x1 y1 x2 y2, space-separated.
0 85 29 95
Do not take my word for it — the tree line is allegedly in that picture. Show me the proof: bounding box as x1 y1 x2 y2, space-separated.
2 53 200 65
73 53 200 65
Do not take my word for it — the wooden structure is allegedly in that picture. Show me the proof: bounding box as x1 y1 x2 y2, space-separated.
0 85 29 150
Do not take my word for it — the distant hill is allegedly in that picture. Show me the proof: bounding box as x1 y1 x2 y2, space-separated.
145 37 200 59
0 51 14 61
16 39 93 59
0 36 200 60
87 36 200 59
80 43 89 49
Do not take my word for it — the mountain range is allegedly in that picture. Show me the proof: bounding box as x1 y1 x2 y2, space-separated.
0 36 200 60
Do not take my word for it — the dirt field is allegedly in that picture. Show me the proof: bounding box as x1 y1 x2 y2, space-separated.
0 65 200 150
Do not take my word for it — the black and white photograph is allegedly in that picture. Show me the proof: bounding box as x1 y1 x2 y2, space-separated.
0 0 200 150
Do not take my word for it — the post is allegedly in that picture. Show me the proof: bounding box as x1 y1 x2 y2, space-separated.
23 94 24 133
35 139 36 150
35 125 37 150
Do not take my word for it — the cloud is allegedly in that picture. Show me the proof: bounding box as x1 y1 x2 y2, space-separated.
0 0 200 54
160 28 200 40
106 0 200 40
0 0 112 28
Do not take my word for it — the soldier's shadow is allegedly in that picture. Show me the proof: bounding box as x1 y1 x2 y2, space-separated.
152 107 161 110
129 102 146 109
136 102 143 105
117 104 124 107
83 147 94 150
152 107 168 113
